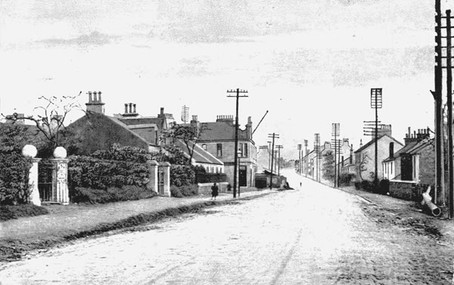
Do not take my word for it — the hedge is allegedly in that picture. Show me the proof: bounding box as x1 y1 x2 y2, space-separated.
0 152 32 205
68 155 150 191
196 172 228 183
170 165 196 187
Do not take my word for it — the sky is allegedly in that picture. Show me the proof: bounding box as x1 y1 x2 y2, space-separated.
0 0 452 159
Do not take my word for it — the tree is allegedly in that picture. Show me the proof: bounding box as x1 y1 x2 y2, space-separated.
3 92 83 156
0 124 33 205
322 150 335 182
166 123 208 164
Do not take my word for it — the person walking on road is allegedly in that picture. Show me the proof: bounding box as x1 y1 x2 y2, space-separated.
211 183 219 200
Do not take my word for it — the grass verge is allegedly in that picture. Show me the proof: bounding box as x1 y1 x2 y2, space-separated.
0 192 271 262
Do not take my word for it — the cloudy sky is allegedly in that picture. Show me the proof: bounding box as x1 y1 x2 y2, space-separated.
0 0 451 158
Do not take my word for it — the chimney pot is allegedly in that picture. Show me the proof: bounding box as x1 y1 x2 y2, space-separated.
160 107 164 115
133 104 136 113
124 103 128 114
88 91 93 103
129 103 133 114
98 91 102 102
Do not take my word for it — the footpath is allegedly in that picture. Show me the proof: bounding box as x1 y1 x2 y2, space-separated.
337 184 454 243
0 189 275 262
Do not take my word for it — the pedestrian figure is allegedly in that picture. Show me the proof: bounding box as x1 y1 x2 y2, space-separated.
211 182 219 200
227 183 232 192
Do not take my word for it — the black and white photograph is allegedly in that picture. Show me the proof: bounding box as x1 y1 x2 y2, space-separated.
1 0 454 284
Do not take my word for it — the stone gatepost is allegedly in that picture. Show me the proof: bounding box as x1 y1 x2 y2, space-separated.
22 145 41 206
159 162 171 197
51 147 69 205
147 160 158 194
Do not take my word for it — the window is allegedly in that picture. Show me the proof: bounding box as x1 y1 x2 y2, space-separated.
217 143 222 157
239 143 248 158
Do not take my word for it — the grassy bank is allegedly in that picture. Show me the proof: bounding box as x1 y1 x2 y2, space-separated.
0 192 272 262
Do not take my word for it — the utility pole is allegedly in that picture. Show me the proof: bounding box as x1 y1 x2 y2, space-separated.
276 145 283 176
445 10 454 218
332 123 340 188
371 88 382 183
314 133 320 182
267 141 272 170
298 144 302 175
268 133 279 188
227 88 248 198
433 0 445 206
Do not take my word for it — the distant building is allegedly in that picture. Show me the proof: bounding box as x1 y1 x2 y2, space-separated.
193 115 257 187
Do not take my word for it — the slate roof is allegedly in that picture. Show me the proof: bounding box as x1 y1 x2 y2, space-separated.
174 139 223 165
354 134 403 154
198 121 250 142
383 138 433 162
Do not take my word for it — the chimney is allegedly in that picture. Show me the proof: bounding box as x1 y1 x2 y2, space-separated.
190 115 199 135
86 91 105 114
349 144 353 164
246 116 253 139
122 103 138 117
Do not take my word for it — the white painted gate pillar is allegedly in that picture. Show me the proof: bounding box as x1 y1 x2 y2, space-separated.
22 145 41 206
147 160 158 194
51 147 69 205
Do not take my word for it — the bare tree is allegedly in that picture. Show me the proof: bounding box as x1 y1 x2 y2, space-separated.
3 92 83 150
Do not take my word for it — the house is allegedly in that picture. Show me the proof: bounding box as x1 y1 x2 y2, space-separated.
192 115 257 187
382 128 432 183
65 92 224 171
354 134 403 181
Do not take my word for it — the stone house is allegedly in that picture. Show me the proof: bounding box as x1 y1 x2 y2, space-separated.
382 128 431 182
192 115 257 187
65 92 223 171
354 134 403 181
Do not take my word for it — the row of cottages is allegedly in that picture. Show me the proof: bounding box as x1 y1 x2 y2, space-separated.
66 92 224 171
190 115 258 187
302 139 351 182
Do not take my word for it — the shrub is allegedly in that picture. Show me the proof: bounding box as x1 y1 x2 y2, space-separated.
71 185 156 204
170 185 198 198
195 172 227 184
170 186 183 198
377 179 390 195
91 144 152 163
68 155 150 191
0 152 32 205
170 165 195 187
339 173 355 186
0 204 49 221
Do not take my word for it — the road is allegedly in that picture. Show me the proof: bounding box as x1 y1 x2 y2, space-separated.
0 169 453 284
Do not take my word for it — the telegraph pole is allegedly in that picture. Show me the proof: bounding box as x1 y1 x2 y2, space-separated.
371 88 382 183
298 144 302 175
227 88 248 198
268 133 279 188
314 133 320 182
332 123 340 188
445 10 454 218
433 0 445 206
276 145 283 176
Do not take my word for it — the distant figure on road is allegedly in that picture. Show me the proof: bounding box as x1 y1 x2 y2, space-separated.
227 183 232 192
211 183 219 200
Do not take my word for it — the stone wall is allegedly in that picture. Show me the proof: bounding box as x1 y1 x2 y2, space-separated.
197 182 229 195
389 180 430 202
418 144 435 185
